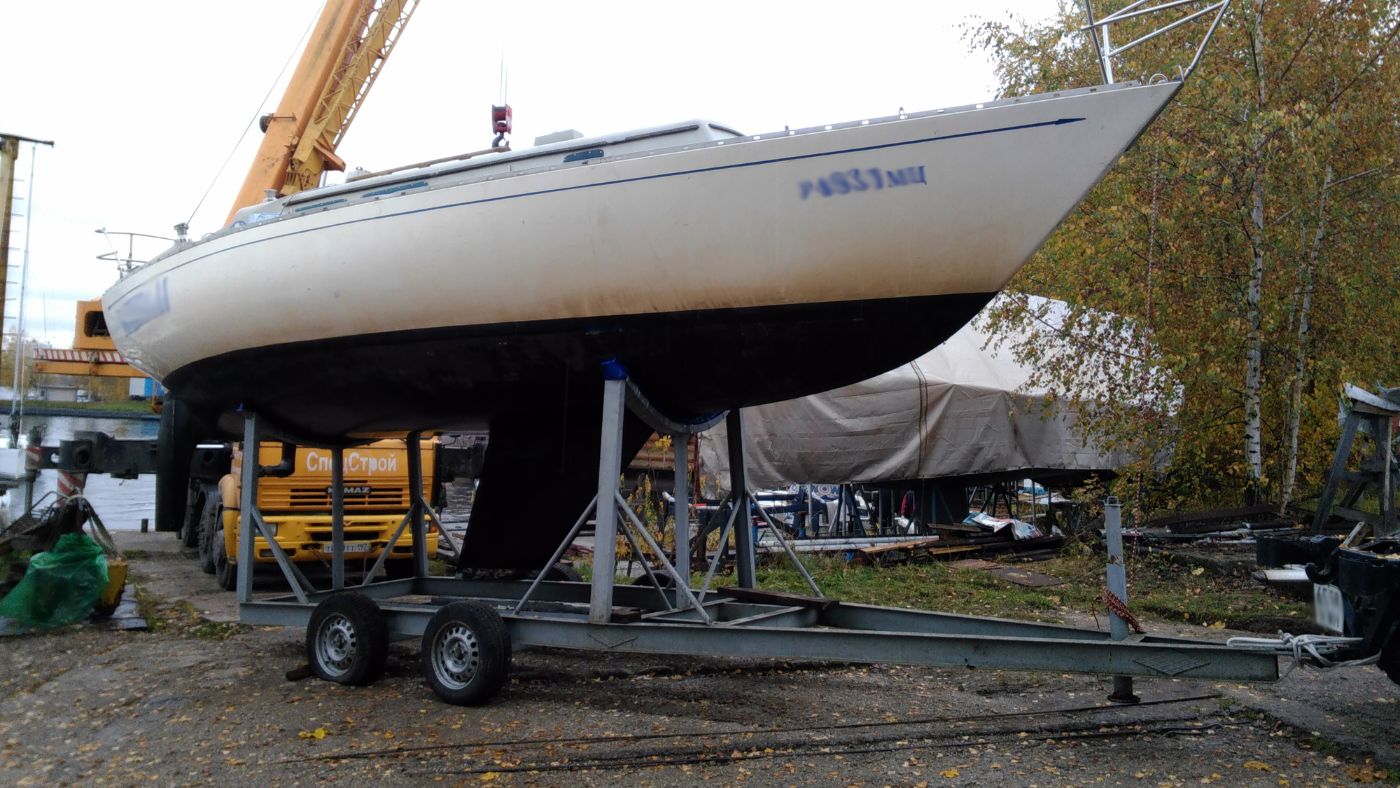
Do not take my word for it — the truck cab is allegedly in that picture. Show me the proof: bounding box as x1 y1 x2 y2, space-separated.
193 439 440 589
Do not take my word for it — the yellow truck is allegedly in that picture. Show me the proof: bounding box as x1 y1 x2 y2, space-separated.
188 439 440 590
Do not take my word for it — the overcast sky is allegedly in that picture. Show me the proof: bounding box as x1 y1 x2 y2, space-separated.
3 0 1058 349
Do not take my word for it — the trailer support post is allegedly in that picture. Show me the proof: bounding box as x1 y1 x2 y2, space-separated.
331 447 345 590
673 436 690 583
1105 497 1140 704
590 375 626 623
407 431 428 578
727 409 755 588
236 413 259 604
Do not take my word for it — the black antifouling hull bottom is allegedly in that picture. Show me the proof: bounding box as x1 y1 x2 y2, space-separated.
164 291 994 568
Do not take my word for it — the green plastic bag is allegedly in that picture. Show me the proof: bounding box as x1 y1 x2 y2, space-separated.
0 532 109 634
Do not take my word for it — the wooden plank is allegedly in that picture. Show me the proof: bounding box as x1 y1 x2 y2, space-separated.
985 565 1065 588
947 558 998 570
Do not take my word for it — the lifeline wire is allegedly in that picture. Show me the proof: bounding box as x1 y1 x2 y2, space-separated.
184 5 322 229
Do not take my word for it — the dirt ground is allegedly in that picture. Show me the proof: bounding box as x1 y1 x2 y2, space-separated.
1 531 1397 786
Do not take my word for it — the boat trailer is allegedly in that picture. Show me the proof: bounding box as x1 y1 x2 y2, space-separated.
235 366 1284 705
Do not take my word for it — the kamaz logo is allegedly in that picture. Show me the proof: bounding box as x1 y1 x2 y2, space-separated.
325 485 373 496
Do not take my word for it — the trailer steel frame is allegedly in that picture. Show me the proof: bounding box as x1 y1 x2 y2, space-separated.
235 368 1281 697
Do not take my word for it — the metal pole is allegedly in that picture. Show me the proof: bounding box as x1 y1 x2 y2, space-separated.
673 435 690 584
237 414 259 604
331 447 345 590
1381 415 1394 537
590 376 626 624
727 409 755 588
1101 22 1115 84
9 145 40 436
1105 497 1139 704
407 431 428 578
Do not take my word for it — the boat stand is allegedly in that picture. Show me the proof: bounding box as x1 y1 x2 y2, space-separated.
237 368 1284 704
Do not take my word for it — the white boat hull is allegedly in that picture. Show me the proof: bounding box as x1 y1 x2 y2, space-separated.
107 80 1180 568
105 80 1176 437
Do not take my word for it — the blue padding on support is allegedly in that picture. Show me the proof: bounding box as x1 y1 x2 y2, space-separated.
601 357 629 381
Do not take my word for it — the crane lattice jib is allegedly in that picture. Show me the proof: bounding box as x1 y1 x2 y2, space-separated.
286 0 419 194
225 0 418 224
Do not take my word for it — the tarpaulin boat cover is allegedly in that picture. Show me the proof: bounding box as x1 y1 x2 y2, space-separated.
698 297 1128 490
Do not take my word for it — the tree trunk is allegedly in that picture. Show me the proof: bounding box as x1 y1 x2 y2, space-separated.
1243 0 1267 504
1280 164 1333 512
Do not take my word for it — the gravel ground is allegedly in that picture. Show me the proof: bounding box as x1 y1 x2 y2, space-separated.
1 532 1397 786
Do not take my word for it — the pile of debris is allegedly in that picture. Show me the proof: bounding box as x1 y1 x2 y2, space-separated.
1124 504 1301 547
755 511 1066 568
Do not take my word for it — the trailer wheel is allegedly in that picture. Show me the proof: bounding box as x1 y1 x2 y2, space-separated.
421 601 511 705
306 593 389 686
213 529 237 591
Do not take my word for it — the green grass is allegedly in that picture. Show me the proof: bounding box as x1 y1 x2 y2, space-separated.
0 398 155 414
588 543 1309 630
131 586 247 639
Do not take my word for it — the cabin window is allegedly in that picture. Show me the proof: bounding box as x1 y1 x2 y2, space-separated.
563 149 604 163
85 310 110 338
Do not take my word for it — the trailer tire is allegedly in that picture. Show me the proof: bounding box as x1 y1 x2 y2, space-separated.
421 601 511 706
213 529 237 591
307 593 389 686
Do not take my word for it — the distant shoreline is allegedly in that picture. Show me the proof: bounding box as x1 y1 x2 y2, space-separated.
0 401 159 421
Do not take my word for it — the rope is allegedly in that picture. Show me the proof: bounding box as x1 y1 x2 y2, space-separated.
1102 587 1145 633
1226 633 1377 677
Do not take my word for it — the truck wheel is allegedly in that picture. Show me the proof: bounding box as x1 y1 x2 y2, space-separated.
421 601 511 705
542 562 582 582
306 593 389 686
213 530 237 591
198 498 223 575
180 486 205 548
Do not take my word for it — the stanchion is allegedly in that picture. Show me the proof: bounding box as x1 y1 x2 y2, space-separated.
1105 497 1141 704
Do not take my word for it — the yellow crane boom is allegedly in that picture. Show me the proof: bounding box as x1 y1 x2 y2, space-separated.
226 0 419 224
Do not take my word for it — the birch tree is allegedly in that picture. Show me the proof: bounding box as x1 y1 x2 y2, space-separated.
969 0 1400 511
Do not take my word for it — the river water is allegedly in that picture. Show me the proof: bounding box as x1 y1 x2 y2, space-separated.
3 414 159 531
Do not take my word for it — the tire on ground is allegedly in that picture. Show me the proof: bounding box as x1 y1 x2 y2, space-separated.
542 562 582 582
305 592 389 686
197 496 223 575
420 600 511 706
179 485 205 548
213 529 237 591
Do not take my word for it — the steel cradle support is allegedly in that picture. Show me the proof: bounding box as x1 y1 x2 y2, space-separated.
238 370 1281 685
